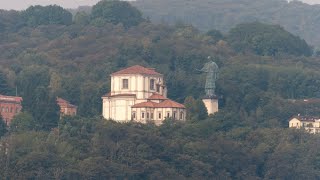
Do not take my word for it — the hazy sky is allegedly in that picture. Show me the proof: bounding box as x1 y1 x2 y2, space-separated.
0 0 319 10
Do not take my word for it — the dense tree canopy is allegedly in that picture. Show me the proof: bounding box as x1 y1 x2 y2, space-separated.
227 22 312 56
91 0 144 28
21 5 72 27
0 1 319 178
132 0 320 46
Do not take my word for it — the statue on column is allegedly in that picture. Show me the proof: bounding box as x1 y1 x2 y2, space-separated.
199 57 219 98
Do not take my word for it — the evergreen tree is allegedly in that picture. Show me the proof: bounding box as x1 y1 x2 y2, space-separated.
0 115 7 137
0 71 10 95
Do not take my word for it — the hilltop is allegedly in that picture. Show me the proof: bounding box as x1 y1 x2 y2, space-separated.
131 0 320 47
0 1 320 179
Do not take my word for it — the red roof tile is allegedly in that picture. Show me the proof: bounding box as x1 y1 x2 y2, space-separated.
103 93 136 98
157 99 185 108
112 65 162 76
132 99 185 109
57 97 77 108
148 93 167 100
0 94 22 103
132 101 158 108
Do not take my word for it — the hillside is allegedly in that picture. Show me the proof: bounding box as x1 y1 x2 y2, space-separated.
132 0 320 47
1 1 320 178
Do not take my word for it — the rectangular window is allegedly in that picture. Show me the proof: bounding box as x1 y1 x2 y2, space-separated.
142 112 145 119
173 111 177 119
151 113 154 119
122 79 129 89
132 112 136 119
147 112 149 119
156 85 160 93
150 79 155 90
158 112 162 119
167 112 170 118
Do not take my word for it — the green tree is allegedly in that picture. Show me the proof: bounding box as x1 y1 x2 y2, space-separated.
227 22 312 56
0 116 7 137
184 96 208 121
74 11 90 25
16 66 59 131
21 5 72 27
10 112 35 132
91 0 145 28
0 71 10 95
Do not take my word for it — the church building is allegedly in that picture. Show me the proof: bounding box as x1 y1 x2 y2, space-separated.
102 65 186 125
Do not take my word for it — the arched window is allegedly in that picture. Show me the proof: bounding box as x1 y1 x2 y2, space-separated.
180 112 184 120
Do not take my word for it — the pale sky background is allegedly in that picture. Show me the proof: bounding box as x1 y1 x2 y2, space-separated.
0 0 319 10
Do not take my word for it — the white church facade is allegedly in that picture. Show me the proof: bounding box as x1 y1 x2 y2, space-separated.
102 65 186 125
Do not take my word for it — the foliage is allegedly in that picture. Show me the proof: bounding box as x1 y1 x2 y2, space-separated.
0 1 319 178
21 5 72 27
10 112 36 132
132 0 320 46
91 0 144 28
184 96 208 121
0 116 7 137
227 22 312 56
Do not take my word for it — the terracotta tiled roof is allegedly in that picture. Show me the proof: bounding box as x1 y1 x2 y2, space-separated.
132 101 158 108
158 99 185 108
57 98 77 108
103 93 136 98
0 94 22 103
132 99 185 109
148 93 167 100
112 65 162 76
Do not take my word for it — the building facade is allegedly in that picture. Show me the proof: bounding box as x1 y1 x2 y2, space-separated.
57 97 77 117
289 115 320 134
102 65 186 125
0 94 23 125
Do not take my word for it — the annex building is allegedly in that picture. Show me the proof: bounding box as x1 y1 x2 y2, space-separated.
57 97 77 117
0 94 23 125
289 115 320 134
102 65 186 125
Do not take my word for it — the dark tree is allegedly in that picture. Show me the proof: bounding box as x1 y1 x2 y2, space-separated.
91 0 145 28
227 22 312 56
21 5 72 27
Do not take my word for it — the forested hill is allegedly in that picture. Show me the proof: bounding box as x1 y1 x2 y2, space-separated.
131 0 320 46
1 0 320 178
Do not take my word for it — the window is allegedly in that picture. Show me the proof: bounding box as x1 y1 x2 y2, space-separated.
132 112 136 119
158 112 162 119
10 107 12 113
6 107 8 112
151 113 154 119
173 111 177 119
167 112 170 118
142 112 145 119
180 112 184 120
156 84 160 93
150 79 155 90
147 112 149 119
122 79 129 89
